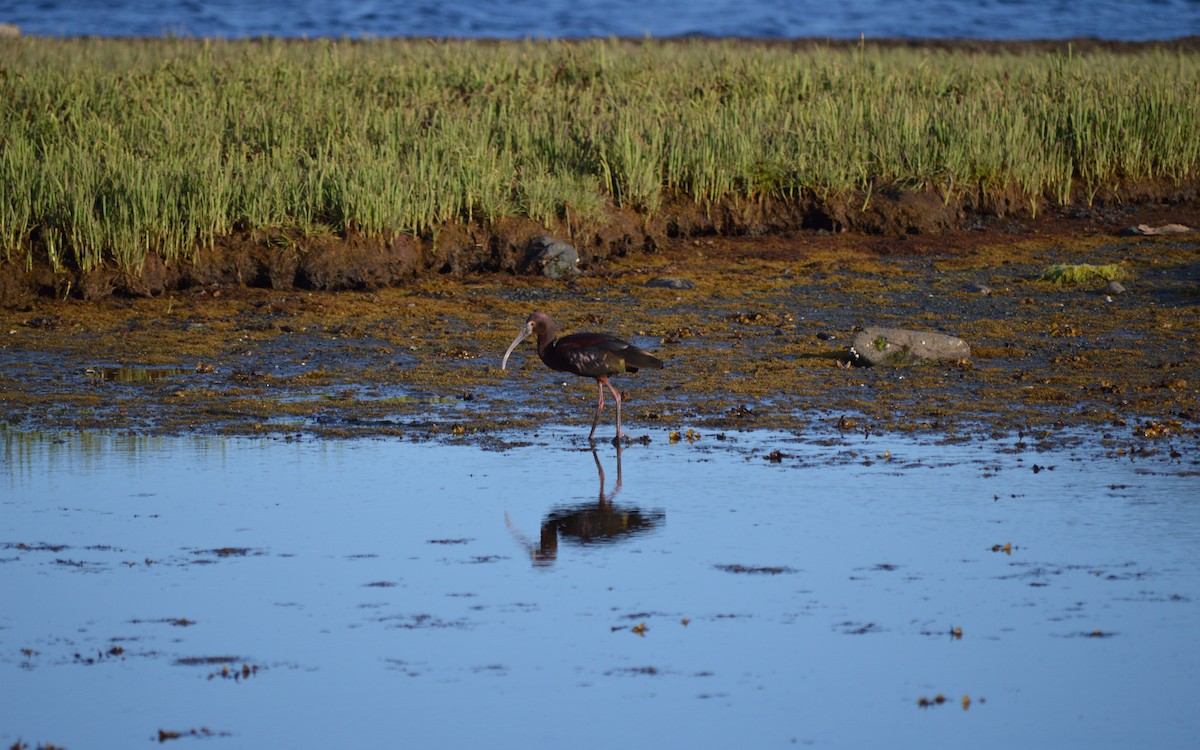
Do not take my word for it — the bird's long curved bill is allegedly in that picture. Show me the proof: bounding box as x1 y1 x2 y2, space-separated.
501 323 533 370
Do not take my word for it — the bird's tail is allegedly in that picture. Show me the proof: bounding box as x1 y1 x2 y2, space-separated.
625 350 664 370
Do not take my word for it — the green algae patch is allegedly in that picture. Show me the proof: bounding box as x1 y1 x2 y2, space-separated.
1039 263 1127 284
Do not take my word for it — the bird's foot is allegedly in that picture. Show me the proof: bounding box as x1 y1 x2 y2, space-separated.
613 432 639 447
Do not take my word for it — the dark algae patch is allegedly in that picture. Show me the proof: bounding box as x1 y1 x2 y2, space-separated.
1 210 1198 454
156 727 231 743
716 564 797 575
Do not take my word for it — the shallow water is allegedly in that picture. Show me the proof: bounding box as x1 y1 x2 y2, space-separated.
2 428 1199 748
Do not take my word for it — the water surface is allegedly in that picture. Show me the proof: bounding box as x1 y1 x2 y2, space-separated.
2 428 1198 747
5 0 1197 40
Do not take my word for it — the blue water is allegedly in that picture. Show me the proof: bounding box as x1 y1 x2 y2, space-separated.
2 0 1197 41
3 429 1200 748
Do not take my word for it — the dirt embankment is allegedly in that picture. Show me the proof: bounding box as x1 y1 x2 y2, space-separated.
2 181 1198 308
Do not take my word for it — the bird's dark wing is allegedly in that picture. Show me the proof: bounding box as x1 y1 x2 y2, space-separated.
548 333 664 377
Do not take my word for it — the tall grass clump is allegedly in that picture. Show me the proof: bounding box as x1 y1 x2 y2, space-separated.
0 37 1197 272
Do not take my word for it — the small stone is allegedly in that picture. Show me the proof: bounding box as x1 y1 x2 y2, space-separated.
966 283 992 295
1104 280 1126 295
849 327 971 367
645 277 696 290
522 236 578 280
1125 223 1192 236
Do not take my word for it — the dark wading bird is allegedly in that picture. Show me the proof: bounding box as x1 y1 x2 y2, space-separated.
501 312 663 442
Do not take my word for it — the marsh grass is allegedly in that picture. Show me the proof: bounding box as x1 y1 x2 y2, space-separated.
1 37 1197 272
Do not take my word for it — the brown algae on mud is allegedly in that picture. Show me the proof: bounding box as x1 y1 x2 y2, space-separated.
1 228 1198 452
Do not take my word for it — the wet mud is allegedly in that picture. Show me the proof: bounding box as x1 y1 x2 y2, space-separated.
1 201 1199 460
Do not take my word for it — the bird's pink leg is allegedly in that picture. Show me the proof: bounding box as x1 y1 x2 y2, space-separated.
588 379 607 441
605 379 624 441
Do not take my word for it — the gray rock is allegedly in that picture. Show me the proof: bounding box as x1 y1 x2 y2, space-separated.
1104 280 1126 295
1124 223 1192 236
645 277 696 290
849 327 971 367
522 236 579 280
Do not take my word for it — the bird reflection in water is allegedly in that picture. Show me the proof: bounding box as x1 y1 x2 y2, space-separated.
507 444 665 566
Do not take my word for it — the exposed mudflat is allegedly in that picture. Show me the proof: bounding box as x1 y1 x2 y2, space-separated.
2 202 1199 457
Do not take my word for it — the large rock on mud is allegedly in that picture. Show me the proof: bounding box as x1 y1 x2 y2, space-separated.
848 327 971 367
521 236 579 279
1124 223 1193 236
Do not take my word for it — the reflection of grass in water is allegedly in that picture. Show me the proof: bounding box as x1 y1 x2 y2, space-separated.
1039 263 1128 284
1 38 1197 273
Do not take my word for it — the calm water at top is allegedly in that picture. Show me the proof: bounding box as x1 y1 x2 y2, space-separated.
2 0 1198 40
2 428 1199 748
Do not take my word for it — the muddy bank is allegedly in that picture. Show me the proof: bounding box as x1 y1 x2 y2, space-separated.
2 183 1198 307
2 195 1198 455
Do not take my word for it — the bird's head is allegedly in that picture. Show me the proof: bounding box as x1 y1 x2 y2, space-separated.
501 312 556 370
